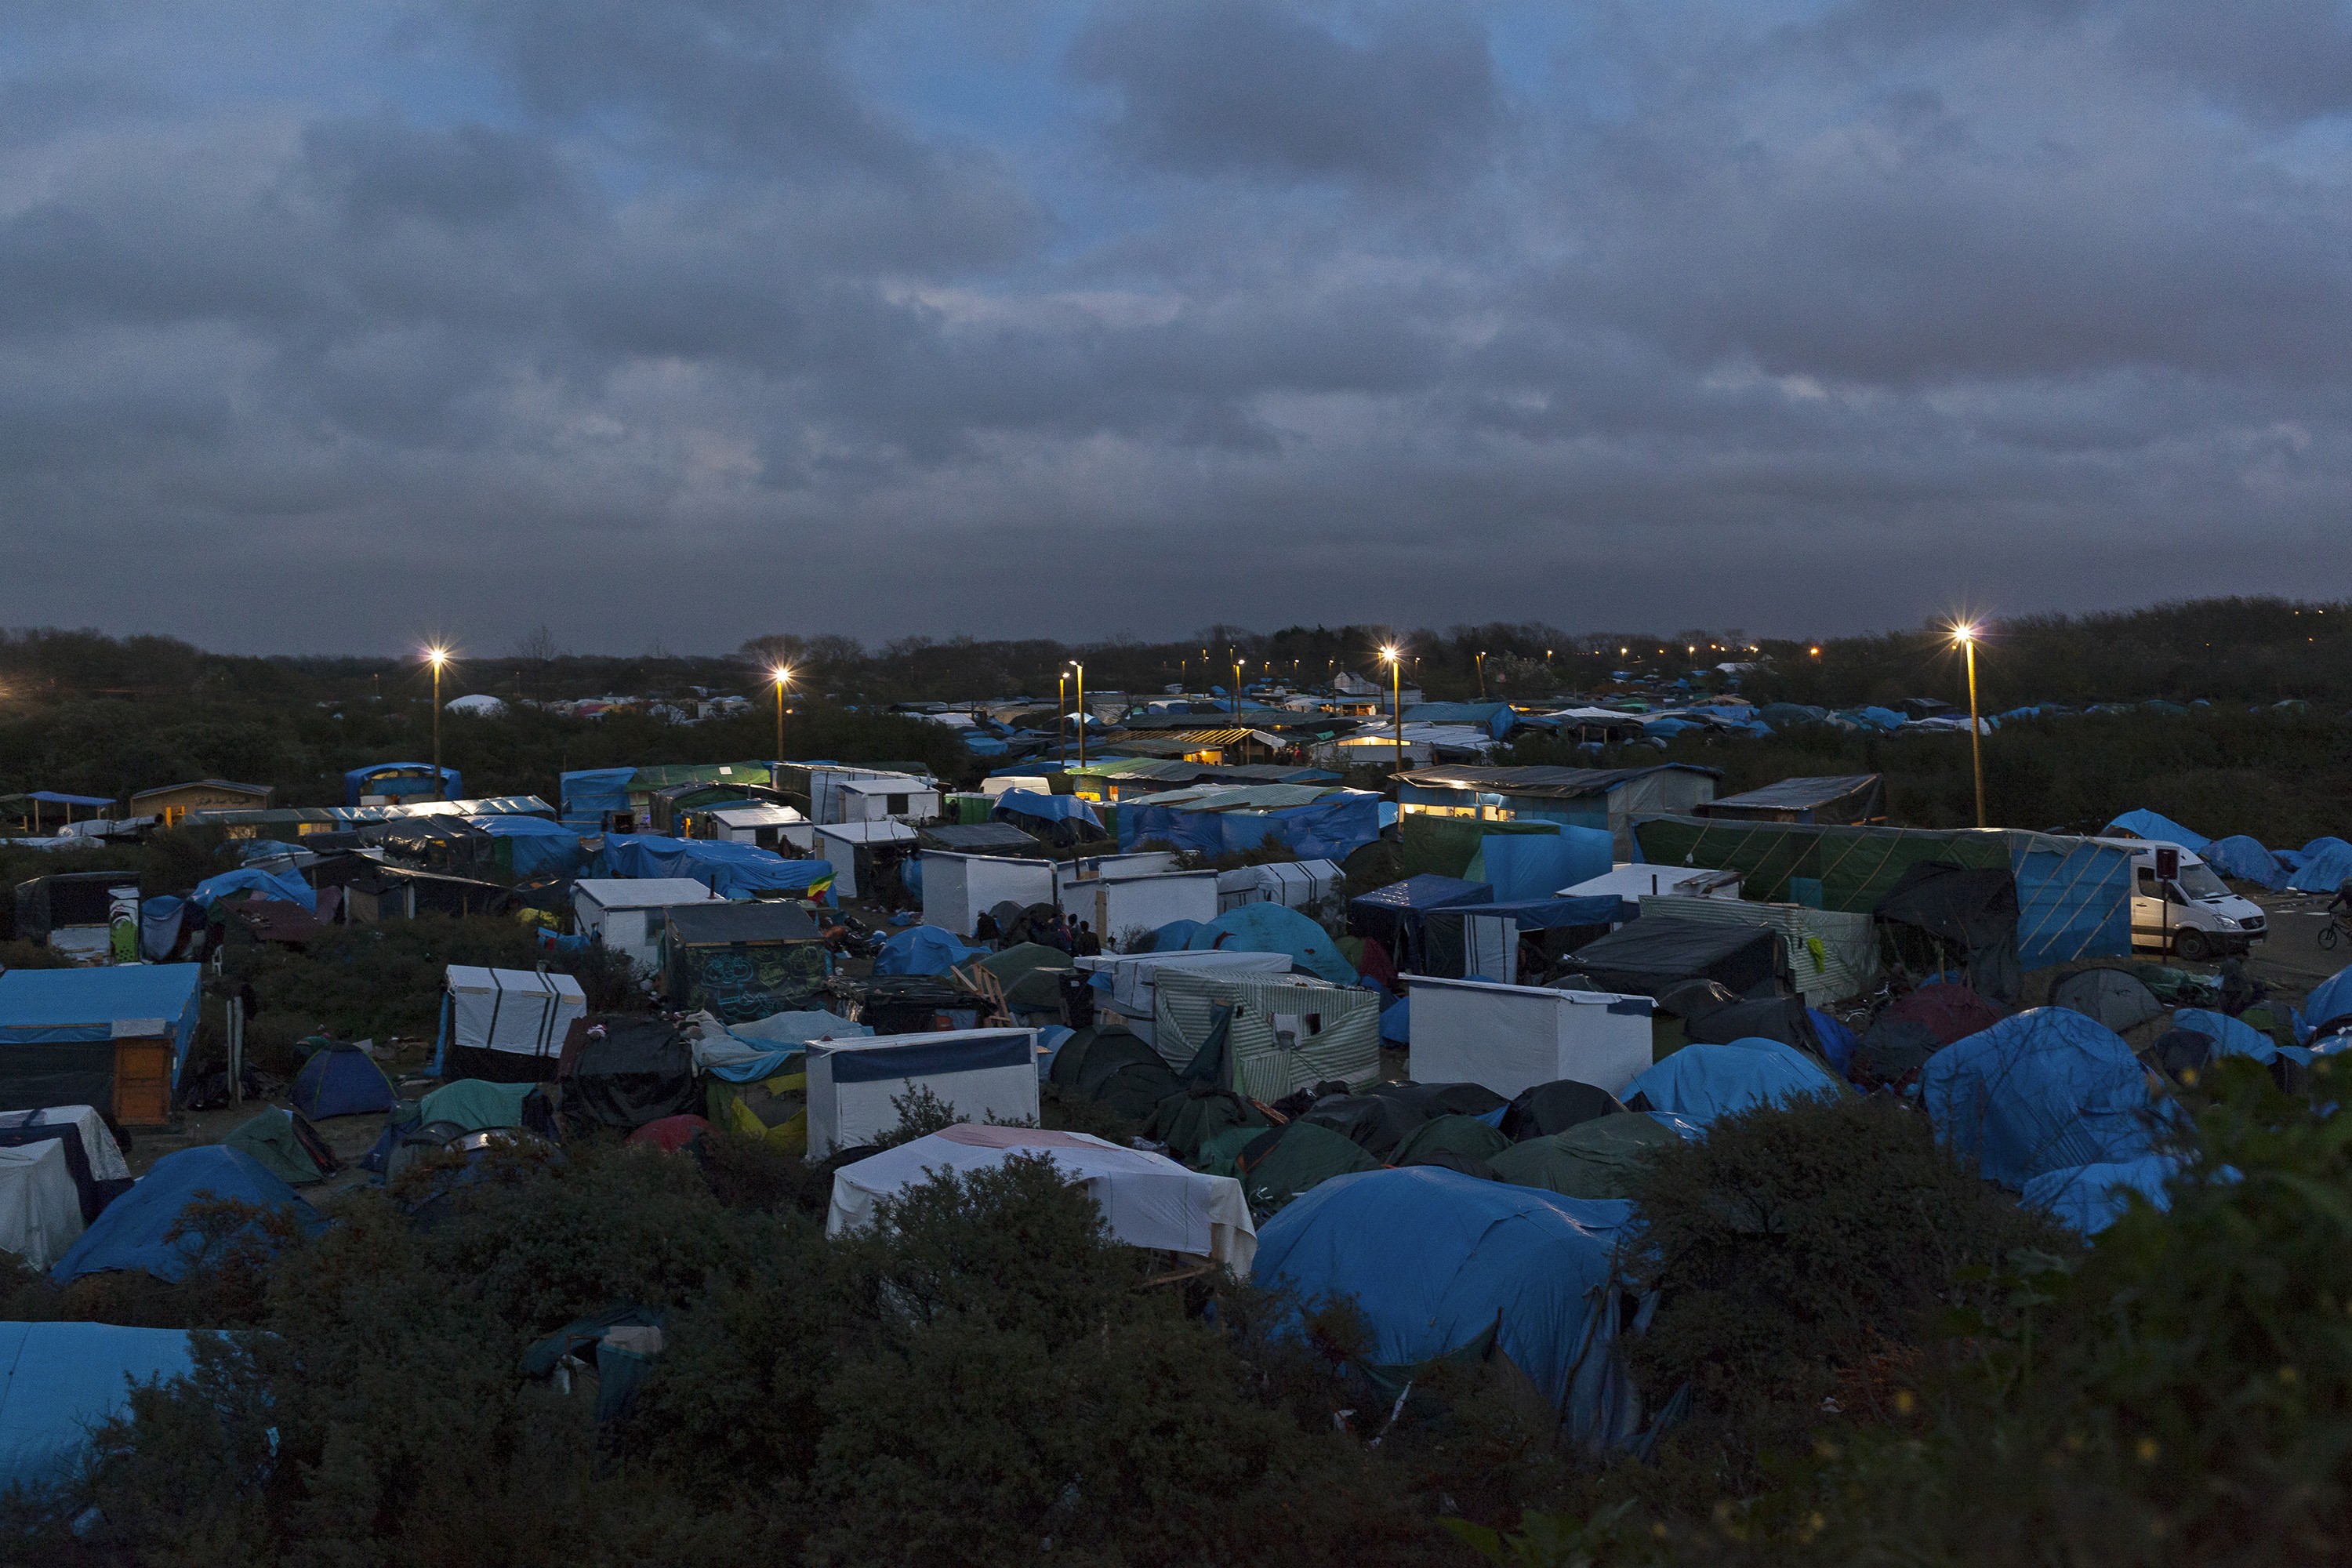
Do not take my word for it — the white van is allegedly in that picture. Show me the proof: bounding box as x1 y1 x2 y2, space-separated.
2092 839 2267 960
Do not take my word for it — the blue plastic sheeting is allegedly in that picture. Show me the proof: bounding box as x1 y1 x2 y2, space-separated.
1404 702 1519 739
190 866 317 914
291 1044 395 1120
0 1321 196 1492
1254 1167 1646 1448
467 815 586 878
1184 903 1359 986
2009 837 2132 967
1381 995 1410 1044
2297 964 2352 1044
2200 835 2290 889
559 766 637 829
21 791 114 808
1118 792 1382 862
0 964 203 1090
2287 837 2352 895
2024 1156 2178 1234
1140 919 1205 953
2170 1007 2278 1063
991 789 1102 828
1857 706 1909 730
1620 1040 1840 1125
1436 895 1625 932
140 895 185 961
1474 826 1613 902
1642 717 1701 738
238 839 308 862
706 1011 873 1082
1919 1008 2160 1189
2103 810 2210 850
1809 1008 1857 1075
344 762 459 805
591 834 835 899
50 1146 326 1283
873 924 986 977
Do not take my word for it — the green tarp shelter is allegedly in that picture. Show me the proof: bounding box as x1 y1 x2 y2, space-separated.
1489 1112 1679 1200
416 1078 533 1131
1390 1112 1512 1178
221 1107 334 1187
1237 1121 1379 1218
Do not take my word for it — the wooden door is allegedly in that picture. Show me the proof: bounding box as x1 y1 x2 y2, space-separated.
114 1036 176 1127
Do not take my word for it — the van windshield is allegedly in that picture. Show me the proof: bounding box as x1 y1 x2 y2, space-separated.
2176 863 2229 900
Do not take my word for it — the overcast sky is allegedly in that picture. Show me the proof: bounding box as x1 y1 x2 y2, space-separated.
2 1 2348 655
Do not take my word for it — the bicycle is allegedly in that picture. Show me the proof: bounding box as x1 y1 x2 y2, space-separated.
2321 913 2351 951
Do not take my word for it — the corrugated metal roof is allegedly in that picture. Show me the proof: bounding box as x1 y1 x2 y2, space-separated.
1398 764 1720 799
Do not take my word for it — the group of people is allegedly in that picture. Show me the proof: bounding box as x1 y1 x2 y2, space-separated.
969 906 1102 957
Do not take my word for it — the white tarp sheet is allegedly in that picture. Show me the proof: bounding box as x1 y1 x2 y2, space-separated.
0 1142 85 1272
443 967 587 1056
828 1123 1257 1272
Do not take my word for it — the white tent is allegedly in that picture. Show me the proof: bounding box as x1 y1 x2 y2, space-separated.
0 1142 85 1271
1214 858 1342 915
437 967 587 1070
572 877 723 973
920 851 1058 937
0 1105 131 1190
1406 976 1654 1098
803 1028 1041 1159
828 1123 1257 1272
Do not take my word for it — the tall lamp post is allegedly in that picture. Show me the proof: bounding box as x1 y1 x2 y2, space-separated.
1058 670 1069 768
1381 644 1403 775
1071 661 1086 770
770 666 792 764
1954 624 1986 828
1231 658 1243 720
425 646 448 800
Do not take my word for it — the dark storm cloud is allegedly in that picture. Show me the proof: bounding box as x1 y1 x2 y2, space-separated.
0 0 2347 652
1069 1 1502 183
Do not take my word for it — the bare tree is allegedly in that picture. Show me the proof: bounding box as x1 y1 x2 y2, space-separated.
511 624 561 662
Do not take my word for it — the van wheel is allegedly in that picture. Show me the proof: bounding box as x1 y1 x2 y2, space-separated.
2175 929 2210 963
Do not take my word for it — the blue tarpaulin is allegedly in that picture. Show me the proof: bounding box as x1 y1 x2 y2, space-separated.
1118 791 1381 862
467 814 586 878
1184 903 1358 985
2009 836 2132 967
1253 1167 1646 1448
990 790 1100 827
291 1043 396 1120
560 766 637 830
0 1321 198 1492
49 1145 326 1283
1620 1039 1840 1124
2297 964 2352 1044
2170 1007 2278 1062
190 866 317 915
1472 826 1613 902
2023 1154 2178 1234
0 964 204 1090
2287 837 2352 895
2103 810 2210 851
139 895 185 961
1920 1007 2160 1188
590 835 835 900
873 924 986 977
2201 835 2290 889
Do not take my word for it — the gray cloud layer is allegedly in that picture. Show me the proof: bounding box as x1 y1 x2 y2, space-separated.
0 0 2347 653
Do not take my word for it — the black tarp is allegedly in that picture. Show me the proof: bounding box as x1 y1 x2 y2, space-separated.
0 1041 116 1119
919 822 1044 855
1298 1081 1503 1160
1499 1079 1626 1142
0 1114 132 1222
1566 917 1787 1000
560 1018 695 1134
1873 861 2021 1004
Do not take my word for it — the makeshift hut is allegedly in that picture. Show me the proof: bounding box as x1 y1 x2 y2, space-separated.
466 815 586 880
432 967 587 1081
830 1123 1257 1270
1420 895 1624 983
661 901 829 1024
992 789 1106 846
1566 917 1787 1001
49 1145 326 1283
0 1106 132 1225
803 1029 1041 1159
1348 875 1490 971
561 1018 696 1136
814 819 919 902
1634 895 1878 1007
0 964 200 1128
1058 867 1220 952
1251 1167 1648 1448
1151 968 1381 1100
1874 861 2023 1004
1406 977 1654 1098
1075 949 1291 1046
1697 775 1886 826
571 877 724 974
1214 858 1343 916
920 850 1058 938
1396 764 1719 855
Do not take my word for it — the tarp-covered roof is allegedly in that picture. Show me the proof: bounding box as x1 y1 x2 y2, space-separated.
0 964 204 1088
1698 774 1885 824
664 900 822 946
2102 809 2211 851
1919 1007 2160 1188
1398 764 1722 800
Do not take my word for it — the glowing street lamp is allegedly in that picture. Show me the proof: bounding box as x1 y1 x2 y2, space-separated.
1070 661 1086 769
424 645 449 799
770 666 792 763
1381 644 1404 774
1954 623 1986 829
1475 650 1487 701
